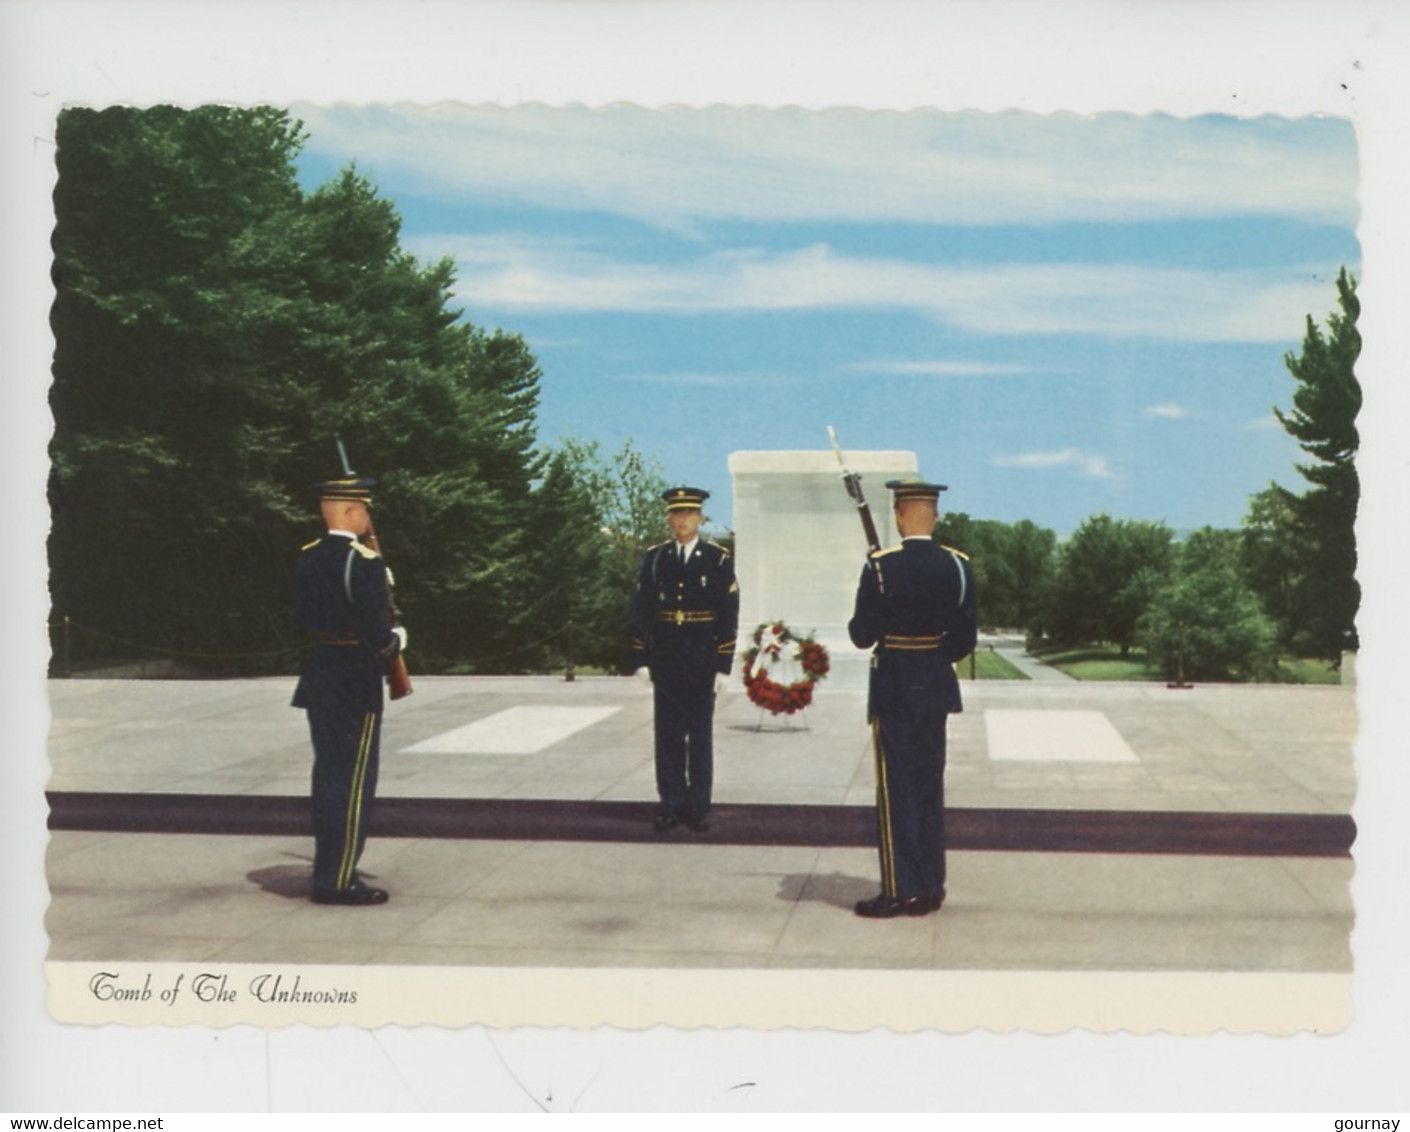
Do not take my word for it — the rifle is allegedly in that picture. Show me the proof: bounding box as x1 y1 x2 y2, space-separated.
336 435 413 701
828 425 881 553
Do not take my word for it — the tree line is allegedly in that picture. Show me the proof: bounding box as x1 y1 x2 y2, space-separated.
941 267 1360 681
49 105 667 678
47 105 1359 685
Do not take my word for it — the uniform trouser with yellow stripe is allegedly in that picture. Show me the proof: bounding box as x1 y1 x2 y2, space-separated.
871 707 949 900
307 707 382 894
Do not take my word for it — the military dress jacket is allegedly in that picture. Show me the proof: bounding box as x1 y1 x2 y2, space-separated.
291 533 403 714
629 540 740 679
848 537 978 720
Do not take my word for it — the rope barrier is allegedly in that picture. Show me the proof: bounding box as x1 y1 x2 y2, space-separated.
411 624 573 670
59 618 305 662
55 615 630 676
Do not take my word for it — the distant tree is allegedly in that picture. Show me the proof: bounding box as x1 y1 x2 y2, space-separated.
1044 514 1175 655
1240 484 1306 648
938 512 1056 632
594 437 673 553
521 435 669 674
1140 528 1279 682
1271 268 1361 660
517 446 617 674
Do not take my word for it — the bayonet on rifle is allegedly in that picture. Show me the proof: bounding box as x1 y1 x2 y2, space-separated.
828 426 882 553
335 434 354 478
333 435 413 700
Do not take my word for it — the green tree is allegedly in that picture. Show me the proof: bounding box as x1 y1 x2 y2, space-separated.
50 106 314 668
1240 484 1305 648
938 512 1056 632
1044 514 1175 654
1271 267 1360 660
49 105 550 676
522 436 670 674
1140 528 1279 682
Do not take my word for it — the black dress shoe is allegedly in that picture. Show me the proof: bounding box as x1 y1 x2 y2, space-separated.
683 817 710 833
652 814 679 833
904 889 946 913
312 881 389 906
853 893 937 919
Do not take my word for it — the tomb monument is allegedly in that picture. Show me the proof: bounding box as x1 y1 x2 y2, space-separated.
728 448 919 692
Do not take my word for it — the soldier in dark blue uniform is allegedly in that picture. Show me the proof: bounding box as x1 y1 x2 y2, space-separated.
291 475 406 905
629 487 740 833
848 479 977 918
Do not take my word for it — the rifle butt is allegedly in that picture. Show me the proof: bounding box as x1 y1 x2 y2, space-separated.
387 656 413 700
364 520 412 699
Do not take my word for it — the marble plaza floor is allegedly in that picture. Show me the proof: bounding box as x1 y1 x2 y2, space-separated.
42 671 1357 976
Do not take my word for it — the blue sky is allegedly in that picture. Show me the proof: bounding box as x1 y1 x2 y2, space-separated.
291 104 1360 537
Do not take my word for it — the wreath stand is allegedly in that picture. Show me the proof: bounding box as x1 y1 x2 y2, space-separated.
752 705 811 734
739 621 830 733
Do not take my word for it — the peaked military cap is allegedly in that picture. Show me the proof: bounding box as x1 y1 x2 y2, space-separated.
663 486 709 511
885 478 948 504
315 475 377 504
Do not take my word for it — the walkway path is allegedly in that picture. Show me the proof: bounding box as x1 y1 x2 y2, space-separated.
992 645 1078 682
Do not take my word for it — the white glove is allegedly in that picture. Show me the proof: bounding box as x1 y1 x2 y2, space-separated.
714 672 731 696
392 626 408 652
634 666 652 686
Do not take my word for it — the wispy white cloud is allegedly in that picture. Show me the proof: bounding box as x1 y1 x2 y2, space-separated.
611 371 754 387
849 360 1047 377
296 104 1358 231
993 449 1113 478
421 232 1341 343
1145 404 1191 419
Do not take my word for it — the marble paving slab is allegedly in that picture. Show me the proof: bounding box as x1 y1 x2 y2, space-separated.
399 705 622 755
984 708 1137 763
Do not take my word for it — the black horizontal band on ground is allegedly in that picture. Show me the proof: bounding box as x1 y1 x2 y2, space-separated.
46 792 1356 858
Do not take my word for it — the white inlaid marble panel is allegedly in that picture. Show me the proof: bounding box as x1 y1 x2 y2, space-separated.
400 706 622 755
984 709 1137 763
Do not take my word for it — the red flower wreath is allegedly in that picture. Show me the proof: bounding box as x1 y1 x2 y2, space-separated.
740 621 831 715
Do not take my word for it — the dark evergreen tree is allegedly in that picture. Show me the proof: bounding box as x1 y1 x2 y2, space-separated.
50 106 312 669
49 106 551 675
1272 268 1361 660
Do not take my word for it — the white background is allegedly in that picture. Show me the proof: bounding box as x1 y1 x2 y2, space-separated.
3 0 1407 1113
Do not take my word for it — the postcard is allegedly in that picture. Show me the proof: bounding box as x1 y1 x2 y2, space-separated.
7 0 1407 1113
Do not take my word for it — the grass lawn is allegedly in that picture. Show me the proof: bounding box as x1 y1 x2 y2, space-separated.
1277 656 1343 685
1029 644 1346 684
546 648 1343 685
961 648 1029 681
1033 646 1158 681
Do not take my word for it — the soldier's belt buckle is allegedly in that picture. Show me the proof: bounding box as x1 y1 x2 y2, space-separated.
674 609 685 626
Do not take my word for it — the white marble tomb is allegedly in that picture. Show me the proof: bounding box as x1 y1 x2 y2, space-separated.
728 449 919 691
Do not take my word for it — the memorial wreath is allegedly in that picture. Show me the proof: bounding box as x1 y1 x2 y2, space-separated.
741 621 831 715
